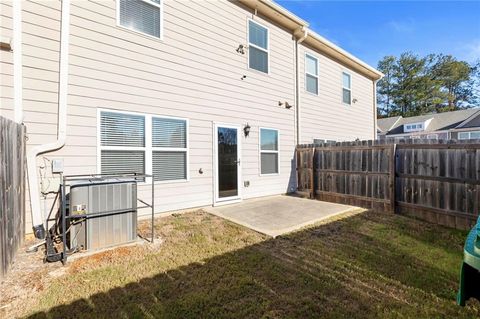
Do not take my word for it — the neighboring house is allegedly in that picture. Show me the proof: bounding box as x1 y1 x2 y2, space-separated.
0 0 382 235
377 108 480 140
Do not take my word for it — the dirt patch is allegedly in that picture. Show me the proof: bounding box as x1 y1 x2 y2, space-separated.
0 216 166 319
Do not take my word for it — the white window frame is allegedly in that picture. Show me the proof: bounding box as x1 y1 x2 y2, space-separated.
116 0 164 41
342 71 352 105
259 127 280 176
97 108 189 184
247 19 270 75
404 122 425 133
458 131 480 140
305 53 319 95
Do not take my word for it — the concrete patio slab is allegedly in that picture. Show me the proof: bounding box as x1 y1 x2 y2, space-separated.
205 195 357 237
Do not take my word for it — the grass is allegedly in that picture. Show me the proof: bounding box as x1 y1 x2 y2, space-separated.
18 209 480 318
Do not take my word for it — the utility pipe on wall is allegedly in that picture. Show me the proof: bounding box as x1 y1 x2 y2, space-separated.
13 0 22 123
294 26 308 144
373 79 378 140
27 0 71 239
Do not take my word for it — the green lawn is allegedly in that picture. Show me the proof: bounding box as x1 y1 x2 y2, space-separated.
23 209 479 318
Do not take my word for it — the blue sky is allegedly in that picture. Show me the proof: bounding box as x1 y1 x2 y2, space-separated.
276 1 480 68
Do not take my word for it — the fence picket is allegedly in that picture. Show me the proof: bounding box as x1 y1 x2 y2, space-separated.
0 117 26 277
296 139 480 229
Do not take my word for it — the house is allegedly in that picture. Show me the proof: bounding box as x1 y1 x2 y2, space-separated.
377 108 480 140
0 0 382 237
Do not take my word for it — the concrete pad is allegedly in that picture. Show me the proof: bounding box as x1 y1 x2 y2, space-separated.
205 195 357 237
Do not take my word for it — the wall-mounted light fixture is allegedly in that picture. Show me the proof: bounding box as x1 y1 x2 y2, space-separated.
285 102 293 109
278 101 283 107
353 98 358 104
236 44 245 54
0 37 12 51
243 123 251 137
241 75 247 80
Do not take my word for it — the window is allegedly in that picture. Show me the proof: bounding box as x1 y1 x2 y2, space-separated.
305 54 319 94
459 131 480 140
427 134 438 139
248 20 269 73
99 110 188 182
260 128 279 175
404 122 426 132
342 72 351 104
152 117 187 181
100 111 146 176
118 0 163 39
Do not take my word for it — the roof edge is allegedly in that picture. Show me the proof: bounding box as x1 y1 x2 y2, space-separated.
305 30 384 81
454 108 480 129
238 0 383 81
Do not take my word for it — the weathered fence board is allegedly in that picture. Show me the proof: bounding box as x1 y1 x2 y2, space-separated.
297 139 480 229
0 116 26 277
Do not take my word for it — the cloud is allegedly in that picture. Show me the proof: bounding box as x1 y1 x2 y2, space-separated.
387 19 415 33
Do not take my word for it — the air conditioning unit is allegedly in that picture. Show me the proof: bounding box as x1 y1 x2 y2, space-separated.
68 178 137 251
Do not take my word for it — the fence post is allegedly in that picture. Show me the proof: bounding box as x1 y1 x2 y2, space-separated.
389 143 397 213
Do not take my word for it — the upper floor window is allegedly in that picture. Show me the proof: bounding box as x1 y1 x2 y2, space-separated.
118 0 163 39
459 131 480 140
305 54 319 95
248 20 269 74
342 72 351 105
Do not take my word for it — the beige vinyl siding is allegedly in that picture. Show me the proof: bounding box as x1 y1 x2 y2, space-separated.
19 0 61 232
21 0 296 232
299 44 375 143
0 2 14 119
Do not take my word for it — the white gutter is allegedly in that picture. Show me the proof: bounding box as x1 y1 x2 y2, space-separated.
294 27 308 144
27 0 71 239
373 79 378 139
307 29 384 80
13 0 22 123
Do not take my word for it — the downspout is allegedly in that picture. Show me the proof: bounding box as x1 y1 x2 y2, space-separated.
294 26 308 145
373 79 378 140
13 0 22 123
27 0 71 239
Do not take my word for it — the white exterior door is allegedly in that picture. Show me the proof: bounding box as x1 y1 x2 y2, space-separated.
214 123 242 204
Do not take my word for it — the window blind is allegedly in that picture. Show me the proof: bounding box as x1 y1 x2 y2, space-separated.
261 153 278 175
152 117 186 148
101 150 145 175
101 111 145 147
119 0 161 38
153 151 186 181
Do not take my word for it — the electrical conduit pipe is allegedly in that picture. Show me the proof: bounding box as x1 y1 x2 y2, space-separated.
27 0 71 239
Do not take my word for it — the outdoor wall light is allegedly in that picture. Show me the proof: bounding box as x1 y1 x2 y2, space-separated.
353 98 358 103
244 123 251 137
285 102 293 109
236 44 245 54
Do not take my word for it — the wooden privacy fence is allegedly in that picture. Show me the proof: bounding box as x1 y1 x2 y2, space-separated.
0 116 26 277
297 139 480 230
